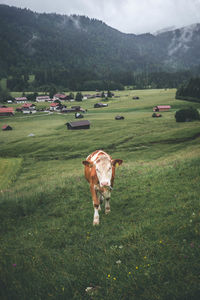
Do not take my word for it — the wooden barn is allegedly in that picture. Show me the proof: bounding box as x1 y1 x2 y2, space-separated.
115 115 124 120
75 112 84 119
66 120 90 130
152 113 162 118
153 105 171 112
36 96 51 102
94 103 108 108
2 124 12 131
0 107 14 116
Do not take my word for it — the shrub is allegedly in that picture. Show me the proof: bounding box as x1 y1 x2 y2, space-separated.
175 107 200 122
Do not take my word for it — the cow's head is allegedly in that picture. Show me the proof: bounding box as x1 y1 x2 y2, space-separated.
82 157 123 188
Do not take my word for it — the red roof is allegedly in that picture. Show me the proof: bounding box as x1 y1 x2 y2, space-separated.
2 124 8 129
21 103 35 108
54 94 66 99
0 107 14 113
50 103 59 107
156 106 171 109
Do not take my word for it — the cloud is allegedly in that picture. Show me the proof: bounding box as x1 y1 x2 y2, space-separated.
1 0 200 34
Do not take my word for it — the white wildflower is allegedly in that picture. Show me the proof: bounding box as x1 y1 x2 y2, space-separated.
116 260 122 264
85 287 93 293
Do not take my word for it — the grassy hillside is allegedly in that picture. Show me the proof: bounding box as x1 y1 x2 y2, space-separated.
0 89 200 299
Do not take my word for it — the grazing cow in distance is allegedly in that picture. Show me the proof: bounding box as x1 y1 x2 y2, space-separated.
82 150 123 225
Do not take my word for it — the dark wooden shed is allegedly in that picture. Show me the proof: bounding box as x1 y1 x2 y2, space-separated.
66 120 90 130
94 103 108 108
115 115 124 120
75 112 84 119
2 124 12 131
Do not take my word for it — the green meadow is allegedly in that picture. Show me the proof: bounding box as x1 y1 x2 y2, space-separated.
0 89 200 299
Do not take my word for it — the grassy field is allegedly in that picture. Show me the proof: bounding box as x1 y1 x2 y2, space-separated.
0 89 200 299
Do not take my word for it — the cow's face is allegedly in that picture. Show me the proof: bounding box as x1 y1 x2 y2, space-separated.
83 157 123 188
95 156 112 188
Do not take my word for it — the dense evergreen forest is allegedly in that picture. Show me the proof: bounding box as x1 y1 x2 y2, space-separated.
176 77 200 103
0 4 200 92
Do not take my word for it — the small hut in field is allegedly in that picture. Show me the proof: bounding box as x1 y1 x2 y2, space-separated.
153 105 171 112
66 120 90 130
2 124 12 131
115 115 124 120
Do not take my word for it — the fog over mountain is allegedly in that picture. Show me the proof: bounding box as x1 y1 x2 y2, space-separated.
0 5 200 80
1 0 200 34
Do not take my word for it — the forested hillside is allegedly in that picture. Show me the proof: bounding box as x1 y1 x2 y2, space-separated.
176 77 200 103
0 5 200 90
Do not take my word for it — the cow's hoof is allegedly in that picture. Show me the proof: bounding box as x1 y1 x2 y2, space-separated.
105 209 110 214
93 220 99 225
93 216 99 225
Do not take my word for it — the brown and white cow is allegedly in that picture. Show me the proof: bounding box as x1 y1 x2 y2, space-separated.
82 150 123 225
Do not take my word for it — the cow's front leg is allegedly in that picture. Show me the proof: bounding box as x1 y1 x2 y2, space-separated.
105 198 111 214
103 190 111 214
90 184 100 225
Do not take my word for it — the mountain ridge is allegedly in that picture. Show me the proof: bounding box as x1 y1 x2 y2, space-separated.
0 4 200 81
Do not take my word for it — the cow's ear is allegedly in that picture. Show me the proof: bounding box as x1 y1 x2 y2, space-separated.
82 160 93 167
112 159 123 167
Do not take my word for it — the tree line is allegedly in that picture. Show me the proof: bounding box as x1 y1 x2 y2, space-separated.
2 69 198 92
176 77 200 103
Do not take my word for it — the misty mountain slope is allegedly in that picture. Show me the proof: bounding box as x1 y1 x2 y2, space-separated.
0 4 200 77
157 24 200 69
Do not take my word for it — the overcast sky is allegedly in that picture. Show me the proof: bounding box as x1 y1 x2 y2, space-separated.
1 0 200 34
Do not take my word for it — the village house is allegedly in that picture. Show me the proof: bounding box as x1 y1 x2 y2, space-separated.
0 107 14 116
21 103 36 114
50 102 61 111
15 97 27 103
36 96 51 102
53 94 67 101
21 103 36 110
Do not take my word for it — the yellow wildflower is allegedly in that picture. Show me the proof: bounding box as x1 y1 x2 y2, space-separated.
113 277 116 280
136 266 138 270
